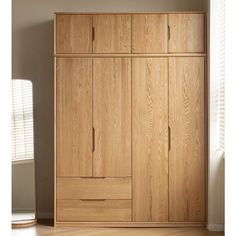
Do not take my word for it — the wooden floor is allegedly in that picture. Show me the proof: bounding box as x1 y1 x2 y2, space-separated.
12 220 224 236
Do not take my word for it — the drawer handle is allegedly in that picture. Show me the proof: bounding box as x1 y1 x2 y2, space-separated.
80 199 106 201
80 177 105 179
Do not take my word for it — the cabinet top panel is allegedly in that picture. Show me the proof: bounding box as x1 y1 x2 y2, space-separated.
54 12 205 15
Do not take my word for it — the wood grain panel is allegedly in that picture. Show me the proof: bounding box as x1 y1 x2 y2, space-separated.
56 15 92 53
57 200 131 222
57 177 131 199
132 58 168 222
169 57 205 222
56 58 92 176
93 15 131 53
168 14 205 53
132 14 168 53
93 58 131 177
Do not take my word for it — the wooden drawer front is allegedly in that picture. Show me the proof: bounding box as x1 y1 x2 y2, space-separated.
57 177 131 199
57 200 131 222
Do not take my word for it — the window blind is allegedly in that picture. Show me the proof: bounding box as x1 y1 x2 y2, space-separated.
11 80 34 161
216 0 225 153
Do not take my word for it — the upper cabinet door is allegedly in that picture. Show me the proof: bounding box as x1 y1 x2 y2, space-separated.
132 14 168 53
56 58 92 177
168 14 205 53
56 14 92 53
93 15 131 53
93 58 131 177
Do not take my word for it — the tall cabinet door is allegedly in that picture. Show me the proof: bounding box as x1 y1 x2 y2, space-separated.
93 58 131 177
56 58 92 176
168 14 205 53
132 58 168 221
169 57 205 222
93 15 131 53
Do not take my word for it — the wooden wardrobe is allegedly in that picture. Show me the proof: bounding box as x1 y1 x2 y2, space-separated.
54 12 206 227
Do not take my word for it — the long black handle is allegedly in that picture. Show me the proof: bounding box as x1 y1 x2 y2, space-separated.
168 25 170 40
168 126 171 150
92 27 95 41
92 127 95 152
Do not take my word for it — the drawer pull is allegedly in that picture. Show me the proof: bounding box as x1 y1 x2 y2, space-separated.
79 177 105 179
80 199 106 201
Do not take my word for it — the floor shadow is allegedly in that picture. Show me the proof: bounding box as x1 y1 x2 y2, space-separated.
37 219 54 227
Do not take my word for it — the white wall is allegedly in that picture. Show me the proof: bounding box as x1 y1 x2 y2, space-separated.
12 0 206 219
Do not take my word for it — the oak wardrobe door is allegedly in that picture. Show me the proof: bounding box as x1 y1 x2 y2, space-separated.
56 58 92 176
168 14 205 53
56 14 92 53
169 57 205 222
132 14 168 53
132 58 168 221
93 58 131 177
93 15 131 53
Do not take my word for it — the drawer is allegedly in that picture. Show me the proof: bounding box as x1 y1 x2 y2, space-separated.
57 199 131 222
57 177 131 199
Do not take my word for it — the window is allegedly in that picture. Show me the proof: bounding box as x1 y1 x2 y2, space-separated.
11 80 34 161
216 0 225 153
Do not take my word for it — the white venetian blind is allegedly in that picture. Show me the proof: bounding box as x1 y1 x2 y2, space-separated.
216 0 225 153
12 80 34 161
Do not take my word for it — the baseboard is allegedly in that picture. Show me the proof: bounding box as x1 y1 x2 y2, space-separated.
207 224 224 231
36 212 53 219
55 222 206 228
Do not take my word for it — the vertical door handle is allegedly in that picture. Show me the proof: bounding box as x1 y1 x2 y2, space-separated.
92 127 95 152
92 27 95 41
168 126 171 151
168 25 170 40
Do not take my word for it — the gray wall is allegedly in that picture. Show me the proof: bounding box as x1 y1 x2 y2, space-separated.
12 0 206 218
12 161 35 212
